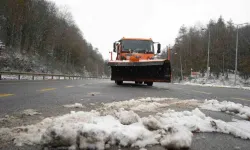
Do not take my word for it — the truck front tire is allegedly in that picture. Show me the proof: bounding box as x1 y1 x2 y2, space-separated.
116 81 123 85
146 82 153 86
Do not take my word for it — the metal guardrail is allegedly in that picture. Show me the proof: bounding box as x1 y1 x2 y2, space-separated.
0 71 106 80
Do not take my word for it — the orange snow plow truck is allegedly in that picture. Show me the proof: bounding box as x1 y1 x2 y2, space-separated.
108 37 171 86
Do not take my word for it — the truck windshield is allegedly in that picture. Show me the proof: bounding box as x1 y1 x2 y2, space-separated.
121 40 154 53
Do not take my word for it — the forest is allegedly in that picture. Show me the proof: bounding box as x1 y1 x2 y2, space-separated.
161 16 250 81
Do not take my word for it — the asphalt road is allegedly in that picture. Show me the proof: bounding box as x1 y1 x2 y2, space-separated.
0 79 250 150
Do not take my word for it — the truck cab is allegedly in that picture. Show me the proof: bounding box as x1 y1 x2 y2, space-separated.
113 37 161 61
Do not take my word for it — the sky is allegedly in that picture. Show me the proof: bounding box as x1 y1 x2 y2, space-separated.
50 0 250 60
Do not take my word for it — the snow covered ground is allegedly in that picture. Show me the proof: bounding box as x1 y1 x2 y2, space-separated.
178 82 250 90
176 74 250 90
0 50 95 80
0 97 250 150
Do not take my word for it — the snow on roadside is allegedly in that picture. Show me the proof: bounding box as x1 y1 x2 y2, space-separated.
176 73 250 90
200 100 250 120
1 106 249 149
63 103 85 108
176 81 250 90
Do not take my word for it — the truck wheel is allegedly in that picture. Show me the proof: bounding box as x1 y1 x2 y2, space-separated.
146 82 153 86
116 81 123 85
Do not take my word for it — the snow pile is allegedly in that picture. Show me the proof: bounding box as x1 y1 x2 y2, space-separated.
131 102 169 112
200 100 250 120
102 97 175 112
63 103 85 108
101 97 200 113
11 111 100 146
2 107 250 149
159 126 192 149
114 108 140 125
229 119 250 133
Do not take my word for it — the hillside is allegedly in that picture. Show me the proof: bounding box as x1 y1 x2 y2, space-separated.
0 0 110 77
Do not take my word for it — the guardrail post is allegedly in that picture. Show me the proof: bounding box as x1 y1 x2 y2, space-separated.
52 75 54 80
18 75 21 80
73 77 74 80
32 75 34 80
69 77 70 80
64 76 66 80
43 76 45 80
0 74 1 80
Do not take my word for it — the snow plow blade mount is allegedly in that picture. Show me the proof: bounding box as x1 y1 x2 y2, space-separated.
108 60 171 82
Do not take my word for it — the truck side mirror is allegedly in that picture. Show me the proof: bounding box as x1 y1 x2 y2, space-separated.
157 43 161 53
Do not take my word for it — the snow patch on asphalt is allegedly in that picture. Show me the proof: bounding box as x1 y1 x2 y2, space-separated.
63 103 84 108
90 103 95 106
88 92 101 96
200 100 250 120
21 109 41 116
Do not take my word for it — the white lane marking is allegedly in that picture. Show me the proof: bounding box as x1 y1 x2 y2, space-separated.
192 90 211 95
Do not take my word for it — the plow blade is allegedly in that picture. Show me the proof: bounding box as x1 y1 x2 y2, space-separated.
108 60 171 82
